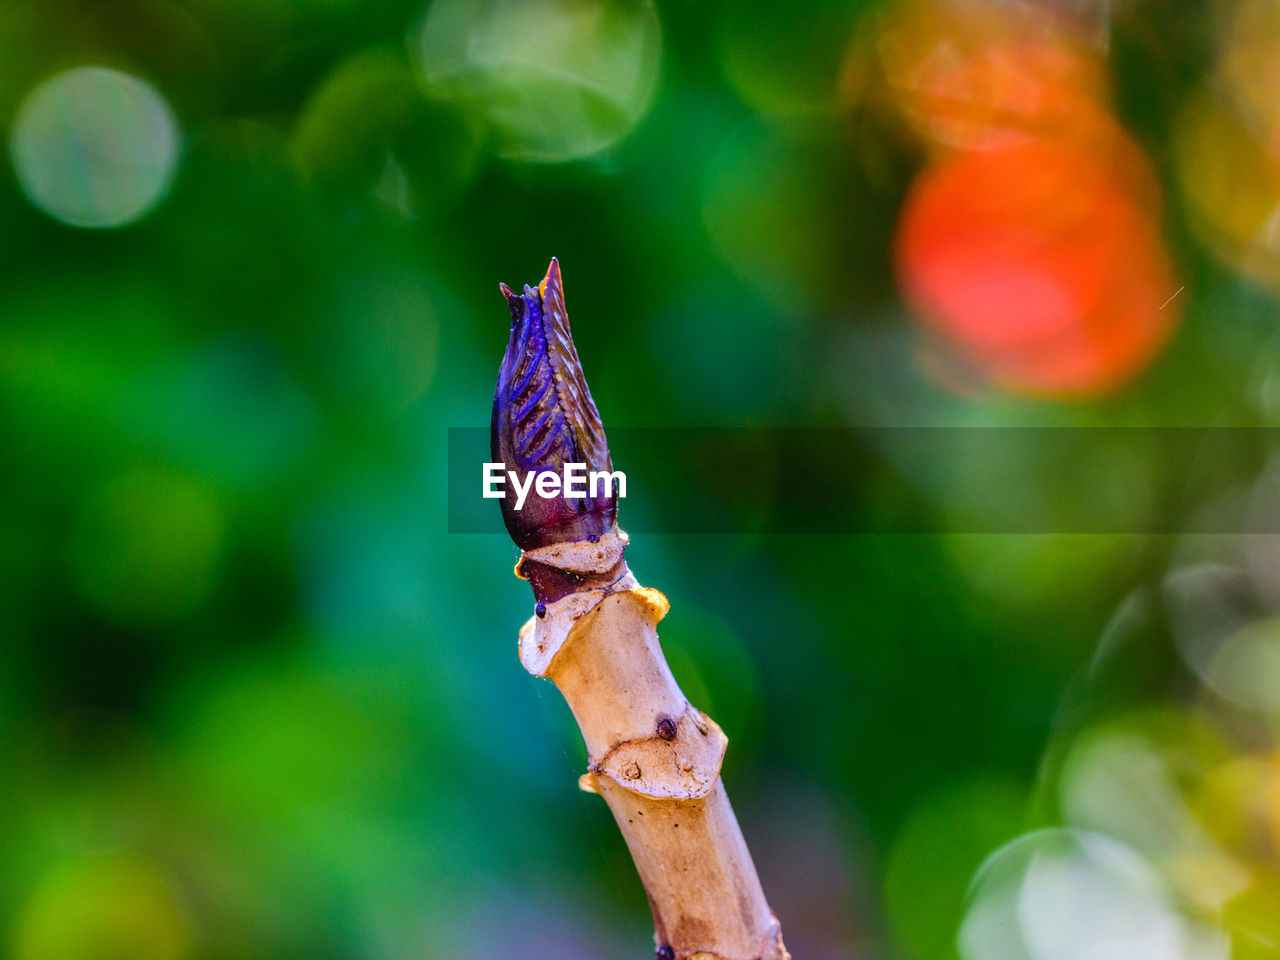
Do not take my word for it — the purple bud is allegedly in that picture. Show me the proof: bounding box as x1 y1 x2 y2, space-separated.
492 259 617 549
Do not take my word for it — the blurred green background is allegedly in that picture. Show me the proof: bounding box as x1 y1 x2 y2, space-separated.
5 0 1280 958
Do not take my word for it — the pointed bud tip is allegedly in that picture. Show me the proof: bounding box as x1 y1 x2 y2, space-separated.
499 282 522 318
539 257 561 299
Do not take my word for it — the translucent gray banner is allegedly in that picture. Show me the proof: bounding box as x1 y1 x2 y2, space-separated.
448 427 1280 534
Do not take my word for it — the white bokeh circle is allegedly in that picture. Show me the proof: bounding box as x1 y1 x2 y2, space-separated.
959 828 1228 960
11 66 181 228
414 0 660 162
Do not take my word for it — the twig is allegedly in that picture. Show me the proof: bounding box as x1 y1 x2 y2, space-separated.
492 260 789 960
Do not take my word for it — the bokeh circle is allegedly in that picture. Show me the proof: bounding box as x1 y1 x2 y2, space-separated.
11 66 181 228
413 0 660 162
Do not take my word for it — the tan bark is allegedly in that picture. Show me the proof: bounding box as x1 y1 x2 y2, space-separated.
516 529 789 960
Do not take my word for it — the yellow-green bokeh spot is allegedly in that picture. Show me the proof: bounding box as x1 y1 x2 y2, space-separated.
13 854 192 960
69 466 225 628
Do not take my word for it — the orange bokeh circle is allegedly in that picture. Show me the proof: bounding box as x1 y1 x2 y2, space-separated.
896 133 1180 397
